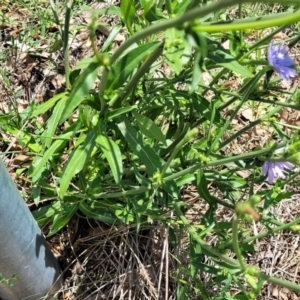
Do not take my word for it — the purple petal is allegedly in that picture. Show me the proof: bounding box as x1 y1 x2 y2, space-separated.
267 166 276 183
274 65 297 81
279 161 293 170
261 160 294 184
268 41 275 62
262 161 270 176
277 55 295 67
274 165 285 179
277 44 289 55
267 40 297 80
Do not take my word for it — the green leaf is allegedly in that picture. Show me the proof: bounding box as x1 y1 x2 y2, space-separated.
165 28 190 75
176 91 223 124
96 133 123 184
32 185 41 206
107 42 161 92
115 204 135 223
72 56 98 70
143 3 165 22
140 0 155 15
30 92 66 117
190 52 202 92
117 116 162 176
107 105 137 120
88 6 121 16
190 239 202 277
191 262 220 275
208 49 252 77
201 205 216 229
2 125 41 153
32 201 61 226
264 191 294 210
47 203 79 236
101 25 122 52
207 39 252 77
42 96 68 148
120 0 136 33
30 131 73 181
60 62 100 122
186 31 207 92
59 129 96 198
173 0 194 14
79 200 117 224
132 111 167 146
196 169 215 205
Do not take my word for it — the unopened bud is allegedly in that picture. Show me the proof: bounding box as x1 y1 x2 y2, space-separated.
249 195 261 206
245 274 258 290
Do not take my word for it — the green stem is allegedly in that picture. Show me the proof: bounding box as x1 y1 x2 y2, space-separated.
232 217 247 271
288 32 300 48
193 9 300 33
63 2 72 90
163 142 283 183
249 98 300 110
258 272 300 292
87 143 284 200
240 59 267 66
165 0 172 15
210 97 245 153
215 65 270 113
234 276 250 297
201 10 293 27
161 128 198 178
175 198 300 293
273 120 300 130
84 186 149 199
239 216 300 246
261 216 284 227
238 3 243 42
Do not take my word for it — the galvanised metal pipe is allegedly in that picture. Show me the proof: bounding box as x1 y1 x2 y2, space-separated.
0 158 62 299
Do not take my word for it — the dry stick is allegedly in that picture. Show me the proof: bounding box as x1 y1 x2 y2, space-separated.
165 226 170 300
157 227 167 300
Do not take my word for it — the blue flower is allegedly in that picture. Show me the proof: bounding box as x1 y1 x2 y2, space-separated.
267 40 297 81
262 161 293 184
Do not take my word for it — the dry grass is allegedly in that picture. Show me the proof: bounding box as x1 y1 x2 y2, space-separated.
51 220 177 299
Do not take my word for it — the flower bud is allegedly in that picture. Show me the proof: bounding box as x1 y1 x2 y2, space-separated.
249 195 261 206
245 274 258 290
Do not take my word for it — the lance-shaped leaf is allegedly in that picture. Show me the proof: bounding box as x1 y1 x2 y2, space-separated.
207 39 252 78
59 129 96 198
117 116 162 176
120 0 136 34
30 131 73 182
79 200 117 224
42 96 68 148
96 133 123 184
60 61 100 122
47 202 79 236
196 169 217 206
132 111 167 146
106 42 161 92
